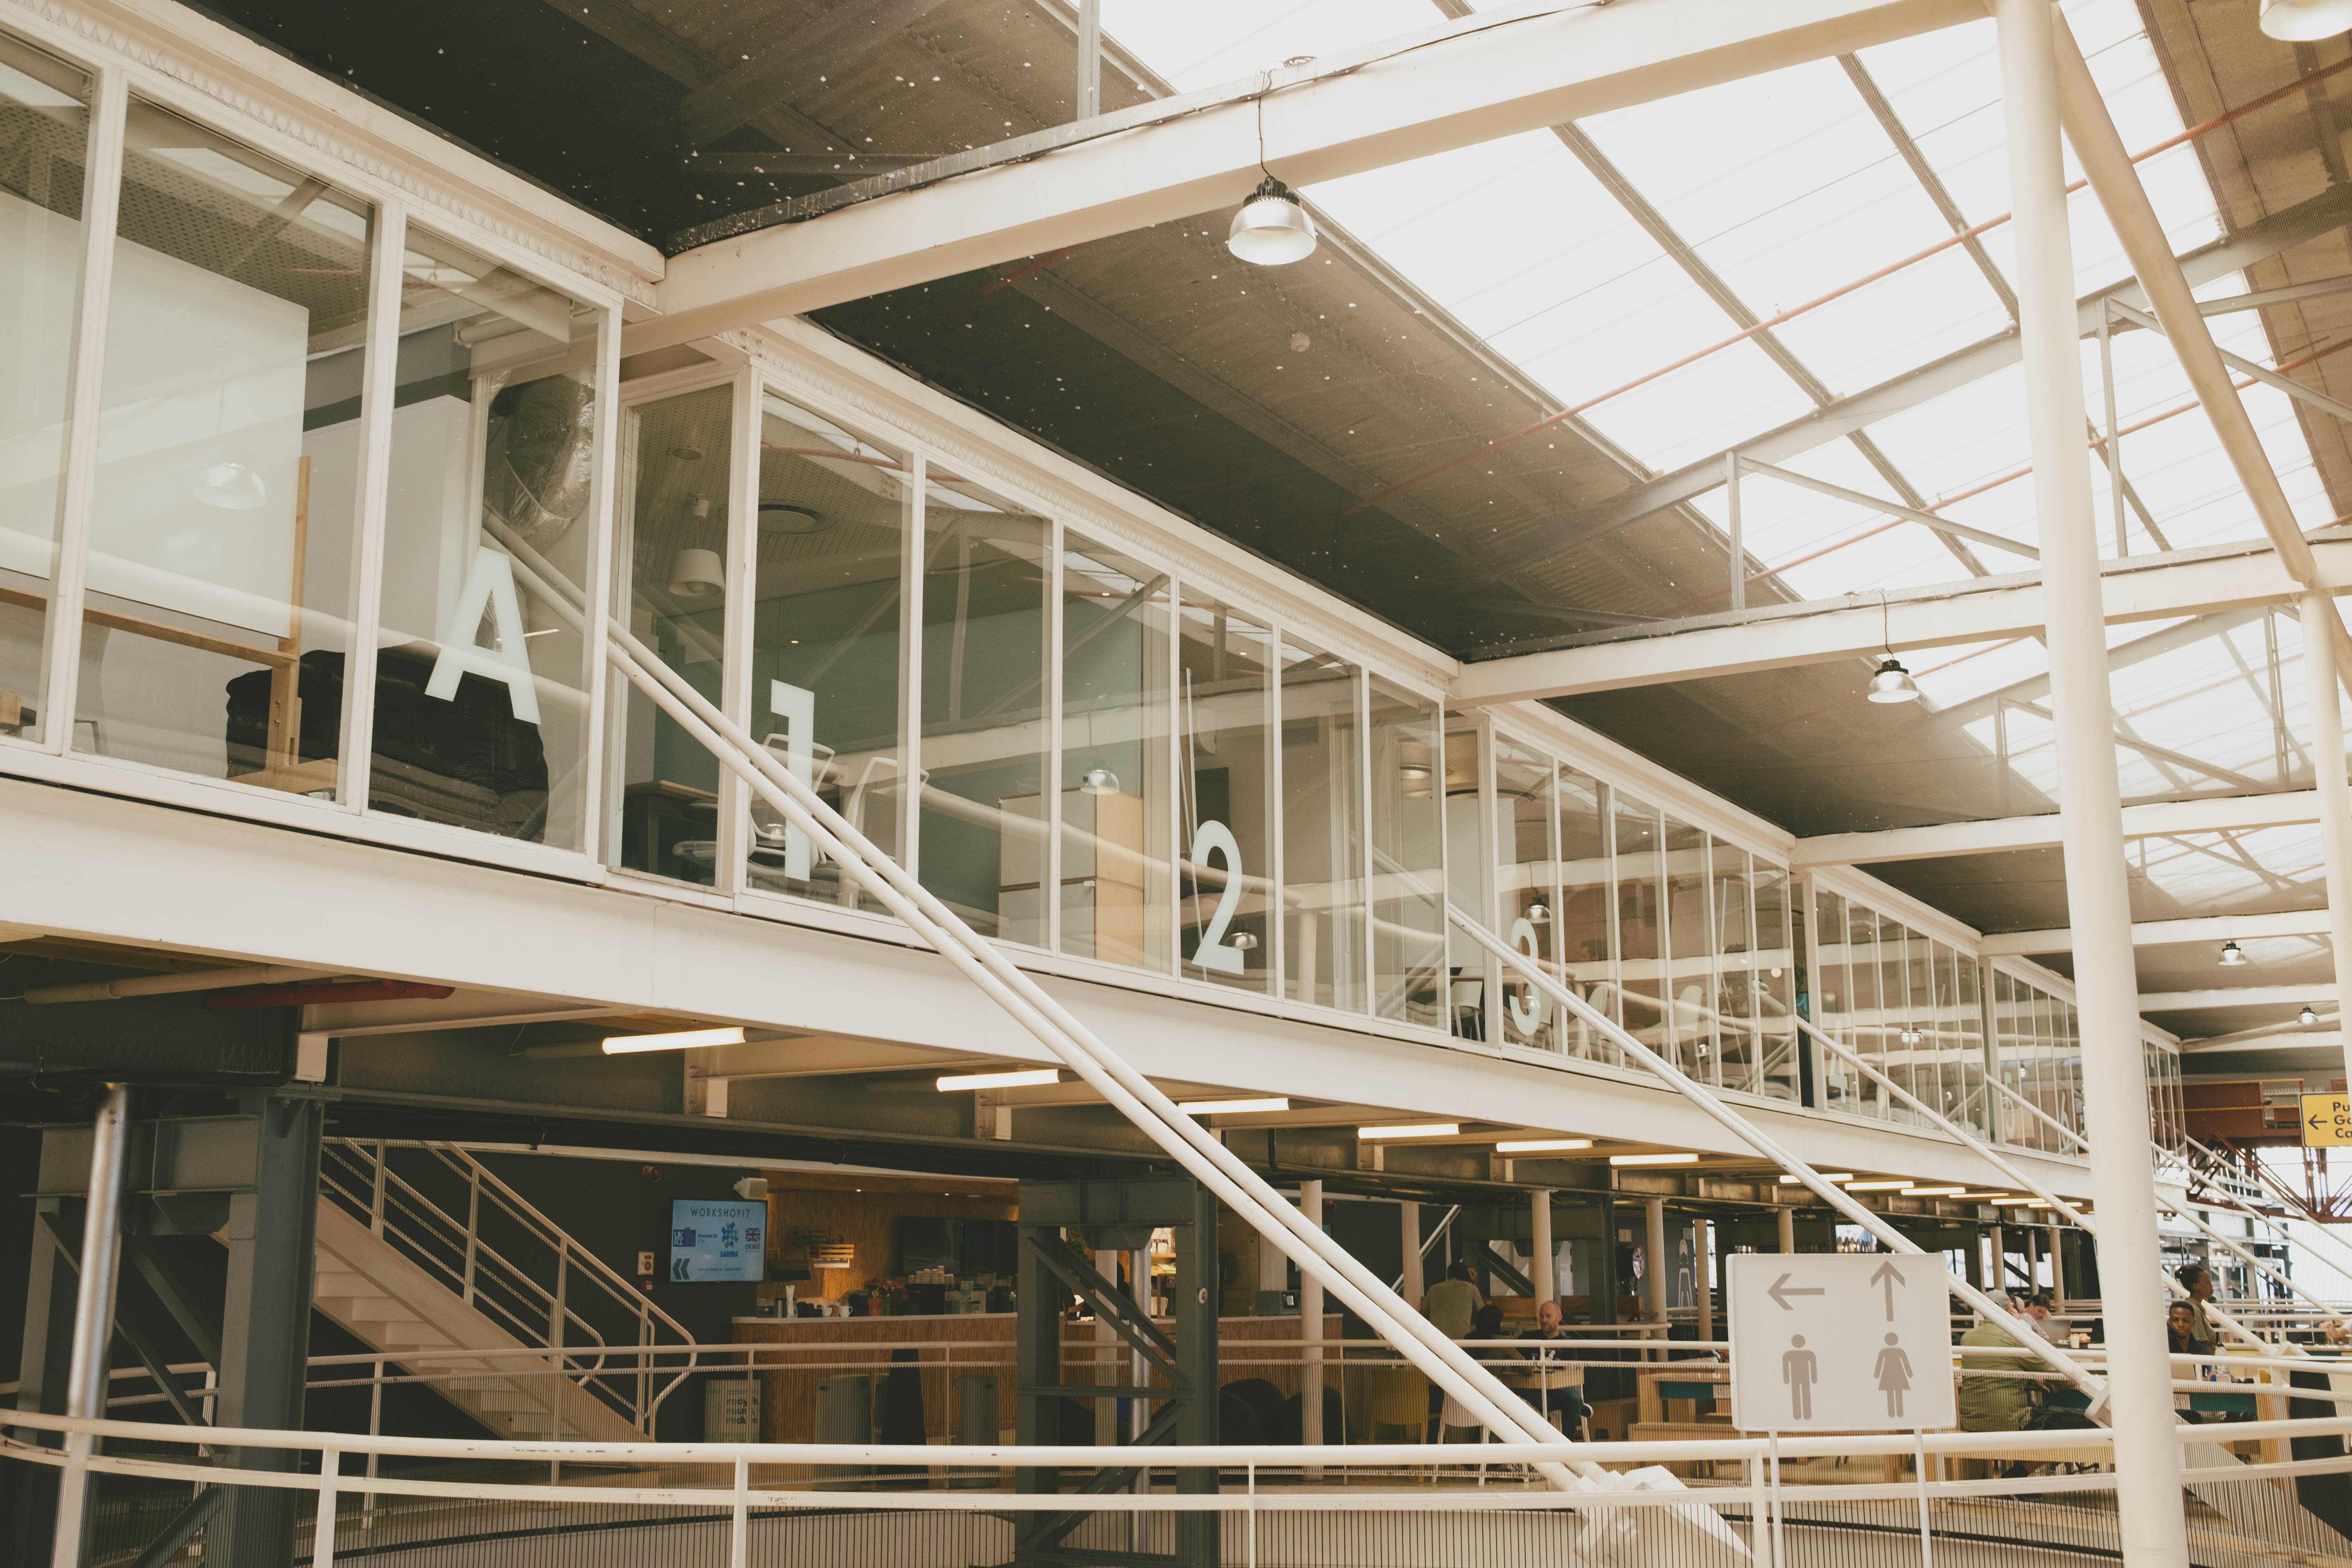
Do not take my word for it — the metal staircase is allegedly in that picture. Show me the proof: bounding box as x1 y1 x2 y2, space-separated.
313 1139 694 1440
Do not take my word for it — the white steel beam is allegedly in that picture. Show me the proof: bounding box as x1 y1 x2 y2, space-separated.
1790 788 2321 867
2138 983 2336 1013
638 0 1979 348
1980 907 2333 956
1456 539 2352 705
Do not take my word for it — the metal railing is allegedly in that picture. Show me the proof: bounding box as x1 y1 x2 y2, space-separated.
17 1375 2352 1568
315 1139 695 1435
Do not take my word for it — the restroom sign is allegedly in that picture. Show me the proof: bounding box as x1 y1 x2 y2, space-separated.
1727 1254 1954 1432
2303 1094 2352 1147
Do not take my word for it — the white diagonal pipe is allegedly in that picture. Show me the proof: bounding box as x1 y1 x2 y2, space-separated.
601 632 1594 1482
1450 904 2107 1404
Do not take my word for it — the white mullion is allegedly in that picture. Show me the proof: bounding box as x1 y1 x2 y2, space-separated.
36 63 127 756
577 302 622 864
1475 716 1500 1045
1267 618 1286 1001
1166 572 1182 978
336 199 405 814
602 401 644 865
899 454 926 888
714 367 760 895
1044 515 1065 955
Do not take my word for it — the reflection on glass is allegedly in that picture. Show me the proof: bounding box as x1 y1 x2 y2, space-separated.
1495 733 1556 1053
1846 903 1884 1118
1557 769 1615 1065
1369 676 1443 1030
744 392 908 910
1754 866 1798 1101
1812 887 1854 1112
1954 953 1983 1134
919 471 1048 943
1663 817 1712 1082
1177 594 1273 991
612 382 731 884
79 102 373 794
371 226 597 845
1061 532 1171 970
1279 637 1362 1011
1442 722 1484 1039
0 36 89 745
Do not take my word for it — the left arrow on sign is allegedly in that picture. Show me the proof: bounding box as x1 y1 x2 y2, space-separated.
1767 1273 1826 1310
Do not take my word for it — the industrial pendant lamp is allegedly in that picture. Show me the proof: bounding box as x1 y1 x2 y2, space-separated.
1227 176 1317 265
2219 940 2250 967
2261 0 2352 41
1078 766 1120 796
2300 1003 2323 1026
1865 589 1922 704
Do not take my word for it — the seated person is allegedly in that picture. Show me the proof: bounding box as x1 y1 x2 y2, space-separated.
1512 1298 1593 1433
1421 1260 1486 1340
1959 1299 2096 1442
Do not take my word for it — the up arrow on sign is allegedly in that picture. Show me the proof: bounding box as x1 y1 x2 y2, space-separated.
1871 1259 1905 1320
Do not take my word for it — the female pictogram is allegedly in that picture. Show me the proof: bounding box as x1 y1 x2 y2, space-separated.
1874 1332 1913 1418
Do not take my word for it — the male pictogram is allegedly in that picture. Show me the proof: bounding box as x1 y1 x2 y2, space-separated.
1782 1334 1818 1421
1874 1332 1914 1419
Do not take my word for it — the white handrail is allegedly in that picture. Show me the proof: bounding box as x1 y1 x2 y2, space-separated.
1448 902 2107 1407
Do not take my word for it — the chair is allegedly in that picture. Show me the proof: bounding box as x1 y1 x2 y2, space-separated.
1367 1366 1431 1442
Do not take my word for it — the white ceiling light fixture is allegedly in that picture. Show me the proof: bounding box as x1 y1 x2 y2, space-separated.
1897 1025 1924 1046
1845 1179 1910 1191
1496 1137 1593 1153
667 547 724 599
1609 1152 1698 1167
2261 0 2352 41
1778 1173 1856 1185
1078 766 1120 796
935 1068 1062 1091
601 1025 747 1054
1358 1121 1459 1140
1525 901 1551 925
2300 1003 2323 1026
1227 175 1317 265
2219 941 2250 968
1902 1185 1966 1197
1178 1096 1290 1115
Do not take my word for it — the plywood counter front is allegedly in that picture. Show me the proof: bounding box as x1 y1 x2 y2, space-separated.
733 1313 1339 1442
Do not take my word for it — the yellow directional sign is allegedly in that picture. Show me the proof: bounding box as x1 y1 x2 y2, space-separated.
2302 1093 2352 1147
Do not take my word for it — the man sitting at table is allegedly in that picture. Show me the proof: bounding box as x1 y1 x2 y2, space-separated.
1959 1297 2095 1473
1510 1299 1593 1435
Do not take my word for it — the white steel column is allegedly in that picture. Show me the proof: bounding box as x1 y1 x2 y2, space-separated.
1299 1181 1325 1451
1991 1223 2007 1291
1996 2 2190 1559
1399 1201 1425 1304
2302 588 2352 1089
50 1083 132 1568
1694 1218 1714 1342
1777 1206 1796 1254
1530 1190 1556 1307
1644 1197 1669 1323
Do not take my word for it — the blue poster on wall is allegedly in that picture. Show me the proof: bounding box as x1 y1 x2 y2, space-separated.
670 1199 766 1282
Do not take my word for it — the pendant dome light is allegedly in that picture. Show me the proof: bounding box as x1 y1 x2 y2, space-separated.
1227 176 1317 265
1865 589 1922 703
1078 766 1120 796
2300 1002 2323 1026
666 547 724 599
2261 0 2352 41
2219 940 2250 967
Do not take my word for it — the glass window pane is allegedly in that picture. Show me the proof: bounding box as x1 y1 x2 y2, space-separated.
1557 768 1615 1065
1712 837 1755 1094
0 35 90 745
1178 591 1273 992
83 102 374 796
1495 733 1557 1053
1846 904 1884 1119
918 471 1049 944
1279 637 1362 1011
1614 792 1665 1057
371 225 598 846
743 392 909 910
1812 886 1854 1112
1443 720 1484 1040
1663 816 1712 1083
1754 864 1798 1102
1369 675 1443 1029
611 381 732 885
1061 532 1172 971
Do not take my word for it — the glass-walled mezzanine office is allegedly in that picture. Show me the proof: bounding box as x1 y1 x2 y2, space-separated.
0 17 2167 1161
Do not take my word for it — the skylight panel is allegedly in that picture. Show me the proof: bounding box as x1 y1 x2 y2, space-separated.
1096 0 1434 90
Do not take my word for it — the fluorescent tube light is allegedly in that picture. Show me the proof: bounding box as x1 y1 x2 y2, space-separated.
601 1026 745 1054
1609 1152 1698 1167
1496 1138 1594 1153
935 1068 1061 1091
1845 1180 1910 1191
1778 1173 1855 1185
1178 1097 1290 1115
1902 1186 1966 1197
1358 1122 1458 1140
